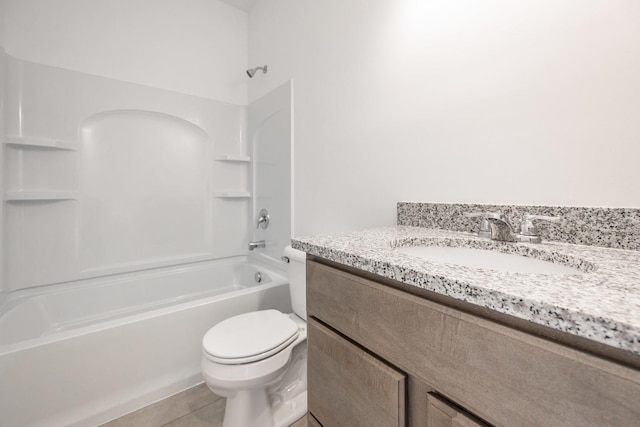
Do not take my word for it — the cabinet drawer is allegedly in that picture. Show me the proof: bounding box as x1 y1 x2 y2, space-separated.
308 318 406 427
307 259 640 427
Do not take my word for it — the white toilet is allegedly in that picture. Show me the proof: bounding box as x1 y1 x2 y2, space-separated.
201 246 307 427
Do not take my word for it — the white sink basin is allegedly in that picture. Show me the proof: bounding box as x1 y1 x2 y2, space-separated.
396 246 582 275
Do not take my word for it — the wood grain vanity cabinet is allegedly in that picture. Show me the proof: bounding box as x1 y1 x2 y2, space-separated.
425 393 485 427
305 258 640 427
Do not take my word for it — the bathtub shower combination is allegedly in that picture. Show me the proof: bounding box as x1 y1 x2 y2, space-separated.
0 259 291 426
0 50 293 427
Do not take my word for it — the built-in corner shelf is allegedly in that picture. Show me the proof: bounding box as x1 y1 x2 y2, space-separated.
213 191 251 199
4 191 78 201
6 136 78 151
215 154 251 163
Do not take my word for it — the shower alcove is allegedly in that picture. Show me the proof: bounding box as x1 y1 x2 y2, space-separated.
0 54 293 427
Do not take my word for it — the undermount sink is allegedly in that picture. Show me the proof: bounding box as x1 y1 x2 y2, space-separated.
396 246 582 275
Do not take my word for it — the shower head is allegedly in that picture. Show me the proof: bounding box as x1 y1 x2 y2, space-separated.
246 65 268 78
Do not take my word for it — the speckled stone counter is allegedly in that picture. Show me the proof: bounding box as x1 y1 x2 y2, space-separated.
398 202 640 250
292 226 640 356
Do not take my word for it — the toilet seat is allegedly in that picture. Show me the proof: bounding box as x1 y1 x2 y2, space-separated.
203 310 300 365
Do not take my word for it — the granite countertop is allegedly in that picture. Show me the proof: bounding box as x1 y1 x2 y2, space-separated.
292 226 640 356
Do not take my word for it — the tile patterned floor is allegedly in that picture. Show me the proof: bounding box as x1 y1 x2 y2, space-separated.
101 383 307 427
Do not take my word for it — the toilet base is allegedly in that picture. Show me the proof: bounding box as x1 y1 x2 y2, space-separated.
272 390 307 427
221 389 307 427
222 388 274 427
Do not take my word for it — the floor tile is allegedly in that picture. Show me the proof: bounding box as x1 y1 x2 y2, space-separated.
101 382 307 427
101 383 221 427
290 415 308 427
162 399 226 427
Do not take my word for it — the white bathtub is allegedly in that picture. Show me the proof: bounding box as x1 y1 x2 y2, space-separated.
0 257 292 427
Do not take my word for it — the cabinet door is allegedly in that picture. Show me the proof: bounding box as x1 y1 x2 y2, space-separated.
427 393 487 427
308 318 406 427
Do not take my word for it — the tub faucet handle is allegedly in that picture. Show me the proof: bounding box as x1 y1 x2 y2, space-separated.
257 209 270 229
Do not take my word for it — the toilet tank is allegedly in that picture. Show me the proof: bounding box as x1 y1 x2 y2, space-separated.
284 246 306 320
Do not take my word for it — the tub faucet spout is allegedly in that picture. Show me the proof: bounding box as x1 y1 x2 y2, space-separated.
248 240 266 251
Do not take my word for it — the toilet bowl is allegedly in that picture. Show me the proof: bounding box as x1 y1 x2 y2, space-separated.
201 246 307 427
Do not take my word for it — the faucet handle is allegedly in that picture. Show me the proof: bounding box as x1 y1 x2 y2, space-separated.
519 214 561 237
257 208 270 229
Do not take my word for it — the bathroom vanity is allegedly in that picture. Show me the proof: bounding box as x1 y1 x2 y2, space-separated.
293 204 640 427
305 258 640 426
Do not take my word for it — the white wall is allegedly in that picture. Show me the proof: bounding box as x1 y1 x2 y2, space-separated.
4 0 248 104
0 0 5 46
0 0 6 302
248 0 640 235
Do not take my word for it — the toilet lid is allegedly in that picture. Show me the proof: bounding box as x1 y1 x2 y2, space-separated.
202 310 299 364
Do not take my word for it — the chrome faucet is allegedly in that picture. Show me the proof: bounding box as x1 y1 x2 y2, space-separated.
485 213 516 242
464 212 493 239
466 212 561 243
248 240 266 251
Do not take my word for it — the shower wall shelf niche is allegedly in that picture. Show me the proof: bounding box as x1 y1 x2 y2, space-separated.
213 154 250 198
213 191 251 198
6 136 78 151
215 154 251 162
5 191 79 201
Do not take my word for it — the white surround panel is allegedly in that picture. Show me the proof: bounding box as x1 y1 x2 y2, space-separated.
79 111 213 274
250 81 293 264
3 56 249 293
